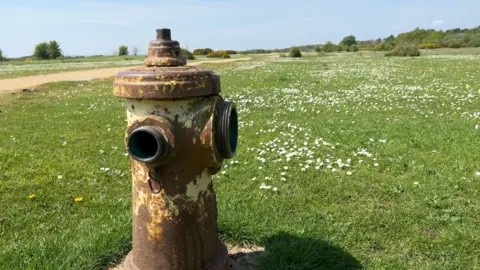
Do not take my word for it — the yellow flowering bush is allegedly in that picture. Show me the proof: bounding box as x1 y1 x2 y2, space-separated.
206 51 230 58
420 43 440 49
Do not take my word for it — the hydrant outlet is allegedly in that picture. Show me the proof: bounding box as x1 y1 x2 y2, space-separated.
127 126 169 163
215 100 238 159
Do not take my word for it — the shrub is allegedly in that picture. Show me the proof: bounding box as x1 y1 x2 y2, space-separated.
380 42 395 51
225 50 237 54
118 45 129 56
289 47 302 57
336 45 344 52
345 46 353 52
193 48 213 55
279 53 286 57
314 45 323 54
193 49 206 55
423 31 446 44
385 43 420 57
468 34 480 47
221 51 230 58
448 43 461 48
206 51 230 58
34 42 50 60
323 42 336 52
443 33 469 44
352 45 359 52
181 48 195 60
420 43 440 49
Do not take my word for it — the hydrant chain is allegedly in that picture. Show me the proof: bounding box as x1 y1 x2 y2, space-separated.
147 170 162 194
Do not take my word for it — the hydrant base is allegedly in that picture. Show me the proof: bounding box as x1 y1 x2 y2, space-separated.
123 243 229 270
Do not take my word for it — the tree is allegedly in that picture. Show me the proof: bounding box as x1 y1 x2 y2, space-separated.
34 42 50 60
340 35 357 46
0 48 3 61
118 45 129 56
48 40 62 59
132 47 139 56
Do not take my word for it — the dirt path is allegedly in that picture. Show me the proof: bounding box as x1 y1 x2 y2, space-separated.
0 58 250 95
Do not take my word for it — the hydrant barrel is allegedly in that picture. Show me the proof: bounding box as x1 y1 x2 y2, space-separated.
113 29 237 270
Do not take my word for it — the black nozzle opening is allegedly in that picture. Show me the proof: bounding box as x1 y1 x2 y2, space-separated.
215 101 238 159
156 29 171 40
127 126 168 163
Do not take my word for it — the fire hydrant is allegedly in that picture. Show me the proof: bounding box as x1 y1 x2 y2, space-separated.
113 28 238 270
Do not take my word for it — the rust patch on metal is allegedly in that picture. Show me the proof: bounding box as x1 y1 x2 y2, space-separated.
113 66 220 99
144 28 186 67
124 97 228 269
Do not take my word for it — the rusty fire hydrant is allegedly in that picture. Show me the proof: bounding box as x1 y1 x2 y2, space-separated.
113 28 238 270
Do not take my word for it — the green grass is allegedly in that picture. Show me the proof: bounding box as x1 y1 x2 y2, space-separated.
0 54 249 79
0 58 144 79
1 53 480 269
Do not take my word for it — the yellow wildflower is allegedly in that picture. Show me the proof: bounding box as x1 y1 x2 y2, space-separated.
28 194 36 199
74 197 83 202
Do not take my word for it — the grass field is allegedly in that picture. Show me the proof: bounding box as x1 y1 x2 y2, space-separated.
1 52 479 269
0 54 246 79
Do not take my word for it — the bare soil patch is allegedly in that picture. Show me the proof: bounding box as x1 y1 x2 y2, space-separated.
0 58 250 95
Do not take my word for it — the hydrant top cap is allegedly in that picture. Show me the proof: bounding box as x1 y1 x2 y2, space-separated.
144 28 186 67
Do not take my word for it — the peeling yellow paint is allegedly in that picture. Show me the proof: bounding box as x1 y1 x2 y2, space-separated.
185 170 211 202
197 81 207 89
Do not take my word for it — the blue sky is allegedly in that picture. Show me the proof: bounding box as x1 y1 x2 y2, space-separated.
0 0 478 57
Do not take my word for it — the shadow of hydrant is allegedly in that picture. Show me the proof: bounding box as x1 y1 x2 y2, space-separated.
228 232 362 270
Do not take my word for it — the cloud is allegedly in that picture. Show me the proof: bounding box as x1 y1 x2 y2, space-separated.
432 20 444 25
